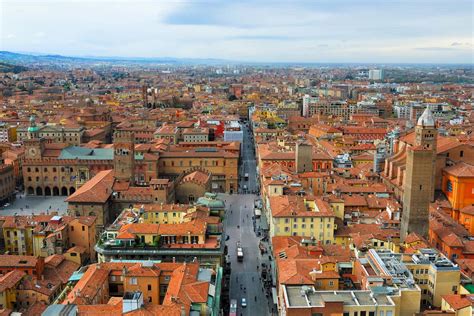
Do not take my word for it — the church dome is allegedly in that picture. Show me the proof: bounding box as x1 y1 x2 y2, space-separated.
417 107 435 127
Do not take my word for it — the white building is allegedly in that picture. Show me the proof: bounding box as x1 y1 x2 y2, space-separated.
369 69 385 80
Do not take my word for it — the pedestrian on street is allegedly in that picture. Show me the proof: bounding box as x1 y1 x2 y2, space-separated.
254 296 257 302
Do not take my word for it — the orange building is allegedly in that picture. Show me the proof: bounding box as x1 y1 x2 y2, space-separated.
67 216 97 259
457 206 474 235
123 263 160 304
442 162 474 211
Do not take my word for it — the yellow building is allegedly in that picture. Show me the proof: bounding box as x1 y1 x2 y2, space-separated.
140 204 189 224
403 249 461 308
441 294 473 316
0 270 25 310
2 216 45 255
268 195 335 244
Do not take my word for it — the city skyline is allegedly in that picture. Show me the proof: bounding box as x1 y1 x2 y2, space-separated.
1 0 473 64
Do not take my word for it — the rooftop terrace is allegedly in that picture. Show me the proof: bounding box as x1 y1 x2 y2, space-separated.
283 286 395 308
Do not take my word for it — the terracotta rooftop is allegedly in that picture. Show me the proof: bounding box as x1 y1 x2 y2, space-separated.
442 294 474 310
65 169 114 203
444 162 474 178
0 270 25 292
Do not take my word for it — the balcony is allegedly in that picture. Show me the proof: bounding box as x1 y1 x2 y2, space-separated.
95 234 224 257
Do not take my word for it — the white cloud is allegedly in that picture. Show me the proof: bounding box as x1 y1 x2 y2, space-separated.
0 0 472 63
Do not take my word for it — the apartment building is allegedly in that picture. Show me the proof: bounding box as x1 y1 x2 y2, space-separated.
95 205 225 268
267 195 336 244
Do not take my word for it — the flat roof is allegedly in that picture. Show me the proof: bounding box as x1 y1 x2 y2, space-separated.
284 286 395 308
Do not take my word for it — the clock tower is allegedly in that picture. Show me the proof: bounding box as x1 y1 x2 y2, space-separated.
24 115 45 159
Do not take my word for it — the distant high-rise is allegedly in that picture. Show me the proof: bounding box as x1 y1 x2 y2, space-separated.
400 107 437 241
369 69 385 81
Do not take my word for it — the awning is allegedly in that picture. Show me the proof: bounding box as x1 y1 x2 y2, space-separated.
271 287 278 305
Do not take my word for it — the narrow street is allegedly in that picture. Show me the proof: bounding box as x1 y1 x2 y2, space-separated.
221 122 275 315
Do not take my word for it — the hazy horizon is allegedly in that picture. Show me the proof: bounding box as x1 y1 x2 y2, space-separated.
1 0 473 64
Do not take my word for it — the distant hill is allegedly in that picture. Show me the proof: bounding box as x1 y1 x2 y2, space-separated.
0 51 229 66
0 61 28 73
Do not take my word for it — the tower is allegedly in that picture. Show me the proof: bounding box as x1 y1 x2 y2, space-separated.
373 142 387 174
24 115 45 159
27 115 40 140
295 141 313 173
400 107 437 240
113 131 135 182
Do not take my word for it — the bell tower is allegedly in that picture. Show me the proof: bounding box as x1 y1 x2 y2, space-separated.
401 107 437 240
113 131 135 183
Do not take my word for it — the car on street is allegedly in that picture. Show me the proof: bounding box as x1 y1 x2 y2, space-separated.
229 299 237 316
241 298 247 308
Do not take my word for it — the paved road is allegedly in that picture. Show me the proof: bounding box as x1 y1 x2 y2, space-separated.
220 122 275 316
239 123 259 193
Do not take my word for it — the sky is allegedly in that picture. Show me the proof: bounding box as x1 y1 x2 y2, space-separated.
0 0 473 63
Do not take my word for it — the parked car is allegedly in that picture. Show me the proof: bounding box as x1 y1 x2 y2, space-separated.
241 298 247 308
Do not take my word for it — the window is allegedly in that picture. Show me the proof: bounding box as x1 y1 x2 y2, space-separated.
446 180 453 192
71 226 74 232
460 150 464 157
148 284 152 291
361 312 366 316
369 312 375 316
329 281 334 286
82 226 85 231
343 313 350 316
130 277 137 285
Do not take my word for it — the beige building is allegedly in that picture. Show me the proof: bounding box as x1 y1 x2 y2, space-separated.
18 123 85 146
182 127 209 143
403 249 461 308
0 160 15 203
